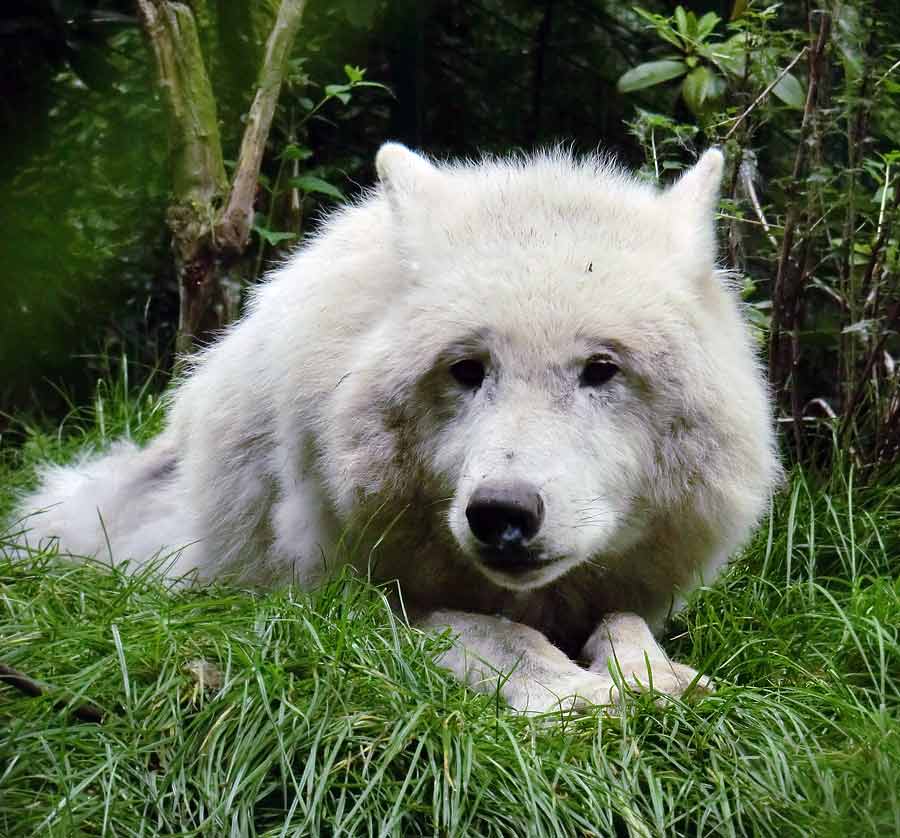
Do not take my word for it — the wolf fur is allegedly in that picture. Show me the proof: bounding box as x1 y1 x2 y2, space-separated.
13 144 779 713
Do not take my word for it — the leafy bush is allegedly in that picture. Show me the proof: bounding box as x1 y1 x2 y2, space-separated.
619 1 900 473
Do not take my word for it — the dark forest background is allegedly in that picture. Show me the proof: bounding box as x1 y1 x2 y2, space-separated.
1 0 898 474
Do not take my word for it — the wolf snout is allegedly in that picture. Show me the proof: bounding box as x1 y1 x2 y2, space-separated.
465 481 545 558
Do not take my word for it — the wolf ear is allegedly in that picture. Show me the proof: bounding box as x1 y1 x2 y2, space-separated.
664 149 724 269
665 148 724 216
376 142 444 209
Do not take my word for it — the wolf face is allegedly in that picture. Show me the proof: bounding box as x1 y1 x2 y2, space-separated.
431 323 658 591
327 145 773 594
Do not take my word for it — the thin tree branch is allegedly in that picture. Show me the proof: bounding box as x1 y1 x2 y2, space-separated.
739 155 779 248
722 46 809 141
0 662 105 724
768 12 831 397
861 174 900 310
216 0 308 252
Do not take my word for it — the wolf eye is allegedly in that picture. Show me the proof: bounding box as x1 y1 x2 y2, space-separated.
580 358 619 387
450 359 486 389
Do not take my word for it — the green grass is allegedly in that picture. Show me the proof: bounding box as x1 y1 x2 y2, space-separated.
1 376 898 837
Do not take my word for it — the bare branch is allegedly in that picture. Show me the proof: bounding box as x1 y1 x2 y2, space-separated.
1 662 105 724
217 0 309 252
722 46 808 141
768 13 831 390
739 157 779 248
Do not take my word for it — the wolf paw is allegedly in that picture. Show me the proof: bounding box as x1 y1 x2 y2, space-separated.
512 670 624 715
620 660 715 703
598 657 714 702
517 663 713 716
579 612 715 705
667 661 715 697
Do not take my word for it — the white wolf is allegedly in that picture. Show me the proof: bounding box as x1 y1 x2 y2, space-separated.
13 143 779 713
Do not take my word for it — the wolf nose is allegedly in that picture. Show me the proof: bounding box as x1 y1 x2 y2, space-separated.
466 482 544 548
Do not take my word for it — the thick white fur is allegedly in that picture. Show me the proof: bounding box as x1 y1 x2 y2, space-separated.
12 144 779 712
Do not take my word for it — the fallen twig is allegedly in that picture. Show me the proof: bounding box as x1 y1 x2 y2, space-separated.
0 662 105 724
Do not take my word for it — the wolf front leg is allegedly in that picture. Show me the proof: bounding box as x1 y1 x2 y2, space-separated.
582 612 713 698
418 610 621 714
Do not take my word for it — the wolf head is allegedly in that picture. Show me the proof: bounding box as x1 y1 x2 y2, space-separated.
329 144 777 593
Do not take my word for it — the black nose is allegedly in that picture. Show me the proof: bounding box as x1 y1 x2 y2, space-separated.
465 482 545 549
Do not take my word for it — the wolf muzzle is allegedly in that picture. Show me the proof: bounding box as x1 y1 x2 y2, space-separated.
465 481 544 569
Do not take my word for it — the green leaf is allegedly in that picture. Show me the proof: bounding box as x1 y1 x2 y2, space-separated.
696 11 720 40
347 80 394 95
706 32 747 77
618 60 688 93
833 4 865 80
772 72 805 109
681 66 725 115
344 64 365 84
289 175 345 201
657 26 686 50
634 7 684 50
873 185 894 205
633 8 666 26
674 6 690 38
325 84 352 105
280 144 314 162
253 225 297 247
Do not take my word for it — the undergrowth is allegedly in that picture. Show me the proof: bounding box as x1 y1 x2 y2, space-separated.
1 378 898 837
